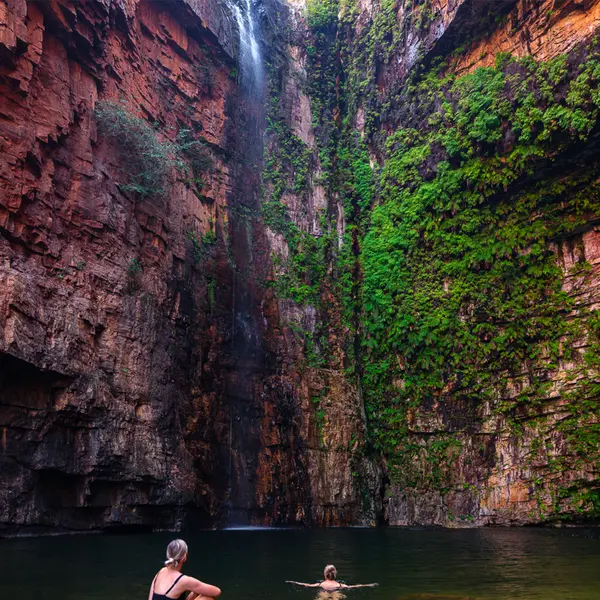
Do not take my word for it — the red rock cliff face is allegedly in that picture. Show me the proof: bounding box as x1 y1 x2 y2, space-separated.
254 0 383 526
0 0 243 534
0 0 379 534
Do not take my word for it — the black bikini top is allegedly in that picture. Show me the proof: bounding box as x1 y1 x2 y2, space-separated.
152 574 185 600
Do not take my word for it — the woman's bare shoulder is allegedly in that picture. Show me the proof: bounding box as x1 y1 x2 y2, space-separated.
180 574 206 588
155 568 183 590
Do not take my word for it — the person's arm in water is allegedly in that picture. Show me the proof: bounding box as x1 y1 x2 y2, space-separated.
338 584 379 589
182 577 222 599
286 581 322 588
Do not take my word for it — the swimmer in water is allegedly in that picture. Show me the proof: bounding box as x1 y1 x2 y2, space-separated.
287 565 378 591
148 539 222 600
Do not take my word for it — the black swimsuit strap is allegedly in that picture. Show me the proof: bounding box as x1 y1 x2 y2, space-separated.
165 574 185 597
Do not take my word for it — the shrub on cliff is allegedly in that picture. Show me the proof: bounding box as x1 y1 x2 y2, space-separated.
176 128 213 185
95 100 211 198
306 0 338 30
95 100 177 197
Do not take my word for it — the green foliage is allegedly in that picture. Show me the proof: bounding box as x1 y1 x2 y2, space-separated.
359 49 600 495
267 0 600 519
95 100 212 198
311 392 327 444
207 275 217 311
261 44 335 308
306 0 339 31
176 129 213 184
95 100 175 197
187 229 217 265
126 258 143 293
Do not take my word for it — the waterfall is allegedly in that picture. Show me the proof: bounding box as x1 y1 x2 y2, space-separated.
225 0 264 93
221 0 266 528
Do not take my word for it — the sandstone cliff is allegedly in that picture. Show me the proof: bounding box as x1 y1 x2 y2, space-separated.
0 0 375 534
2 0 600 534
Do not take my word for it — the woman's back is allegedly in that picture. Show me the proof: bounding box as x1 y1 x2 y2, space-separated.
148 539 221 600
320 580 343 591
286 564 377 592
152 568 186 600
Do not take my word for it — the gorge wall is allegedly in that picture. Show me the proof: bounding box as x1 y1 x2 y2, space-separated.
0 0 243 533
270 0 600 526
0 0 376 534
1 0 600 534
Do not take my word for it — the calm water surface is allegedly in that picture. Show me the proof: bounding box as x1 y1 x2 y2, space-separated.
1 528 599 600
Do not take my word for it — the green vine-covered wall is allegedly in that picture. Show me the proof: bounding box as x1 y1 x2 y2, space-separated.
361 47 600 520
262 0 600 524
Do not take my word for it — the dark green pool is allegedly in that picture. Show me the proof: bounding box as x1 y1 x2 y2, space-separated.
1 527 599 600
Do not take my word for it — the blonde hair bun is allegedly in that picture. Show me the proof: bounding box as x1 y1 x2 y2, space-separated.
165 539 188 567
324 565 337 580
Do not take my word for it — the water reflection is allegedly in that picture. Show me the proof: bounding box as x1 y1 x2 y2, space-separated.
397 596 481 600
315 591 347 600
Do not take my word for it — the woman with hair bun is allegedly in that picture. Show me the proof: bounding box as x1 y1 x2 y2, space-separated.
287 565 378 591
148 539 221 600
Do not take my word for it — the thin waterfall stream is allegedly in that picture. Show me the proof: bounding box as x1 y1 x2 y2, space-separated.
221 0 267 527
225 0 264 92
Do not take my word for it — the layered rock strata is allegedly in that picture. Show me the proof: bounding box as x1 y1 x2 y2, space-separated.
0 0 376 534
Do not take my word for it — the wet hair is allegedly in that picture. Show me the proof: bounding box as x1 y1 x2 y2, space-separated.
324 565 337 580
165 539 188 568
